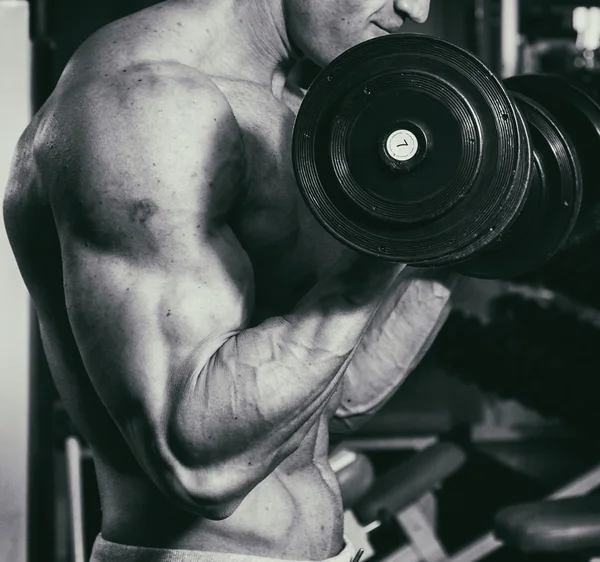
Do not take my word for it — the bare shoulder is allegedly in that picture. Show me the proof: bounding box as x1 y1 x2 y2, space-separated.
51 58 243 165
42 60 246 236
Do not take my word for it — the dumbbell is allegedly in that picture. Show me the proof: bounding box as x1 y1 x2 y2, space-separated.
292 34 600 279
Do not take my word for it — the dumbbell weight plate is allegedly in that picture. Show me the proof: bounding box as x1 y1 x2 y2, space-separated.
506 75 600 242
505 75 600 299
292 34 531 266
459 92 583 279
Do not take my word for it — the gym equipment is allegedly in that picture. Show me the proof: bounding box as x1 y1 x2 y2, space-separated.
55 404 87 562
292 33 600 280
336 441 600 562
435 293 600 437
432 293 600 560
293 33 532 272
511 74 600 305
332 447 376 510
443 464 600 562
335 443 467 562
495 496 600 558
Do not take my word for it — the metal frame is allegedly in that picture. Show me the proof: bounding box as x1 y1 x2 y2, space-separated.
500 0 520 77
65 436 85 562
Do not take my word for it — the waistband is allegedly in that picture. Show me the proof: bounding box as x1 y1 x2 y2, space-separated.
89 534 357 562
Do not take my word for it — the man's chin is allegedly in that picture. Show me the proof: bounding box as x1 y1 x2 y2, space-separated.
309 34 387 69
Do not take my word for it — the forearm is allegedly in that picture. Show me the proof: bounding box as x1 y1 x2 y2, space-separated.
331 269 456 434
169 256 403 488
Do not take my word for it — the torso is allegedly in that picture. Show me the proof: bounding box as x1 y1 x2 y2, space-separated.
4 4 353 558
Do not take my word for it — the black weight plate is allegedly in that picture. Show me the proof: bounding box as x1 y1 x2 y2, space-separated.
292 33 531 265
459 92 583 279
507 75 600 300
506 74 600 218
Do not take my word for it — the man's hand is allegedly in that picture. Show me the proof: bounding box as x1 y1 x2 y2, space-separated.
331 268 456 436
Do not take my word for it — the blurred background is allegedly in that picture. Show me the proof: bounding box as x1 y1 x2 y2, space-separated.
3 1 600 562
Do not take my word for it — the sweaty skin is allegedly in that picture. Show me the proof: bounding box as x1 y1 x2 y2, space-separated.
4 0 450 559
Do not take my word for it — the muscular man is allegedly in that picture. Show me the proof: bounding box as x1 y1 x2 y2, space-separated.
4 0 454 560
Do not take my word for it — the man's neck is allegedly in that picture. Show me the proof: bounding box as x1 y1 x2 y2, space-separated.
173 0 297 87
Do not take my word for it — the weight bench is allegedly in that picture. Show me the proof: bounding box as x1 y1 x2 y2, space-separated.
333 443 467 562
332 354 480 561
435 461 600 562
336 447 600 562
494 495 600 561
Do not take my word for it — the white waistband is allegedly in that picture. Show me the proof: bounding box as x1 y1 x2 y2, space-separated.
89 534 357 562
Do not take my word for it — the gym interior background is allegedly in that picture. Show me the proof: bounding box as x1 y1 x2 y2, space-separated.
3 0 600 561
